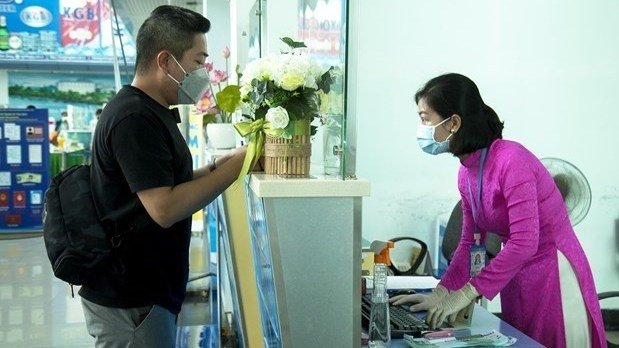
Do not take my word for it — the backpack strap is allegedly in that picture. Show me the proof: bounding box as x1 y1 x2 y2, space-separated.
108 210 152 248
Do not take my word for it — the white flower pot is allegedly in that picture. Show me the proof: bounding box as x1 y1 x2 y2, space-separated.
206 123 237 149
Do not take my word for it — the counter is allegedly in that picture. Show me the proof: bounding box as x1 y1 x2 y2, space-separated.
245 173 370 347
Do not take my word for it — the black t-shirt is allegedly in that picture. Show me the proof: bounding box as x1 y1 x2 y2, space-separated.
79 85 193 315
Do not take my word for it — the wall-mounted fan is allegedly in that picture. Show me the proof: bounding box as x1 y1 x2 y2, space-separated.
540 157 592 226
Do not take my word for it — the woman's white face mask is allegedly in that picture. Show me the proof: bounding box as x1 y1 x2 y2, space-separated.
416 116 453 155
166 55 210 105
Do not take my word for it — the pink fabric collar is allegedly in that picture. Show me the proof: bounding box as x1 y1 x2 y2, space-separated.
461 139 502 168
461 148 482 168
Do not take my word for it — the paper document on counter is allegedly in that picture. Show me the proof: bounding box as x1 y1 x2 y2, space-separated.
365 276 440 290
403 330 516 347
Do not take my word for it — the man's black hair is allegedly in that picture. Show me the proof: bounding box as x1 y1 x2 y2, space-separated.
135 5 211 75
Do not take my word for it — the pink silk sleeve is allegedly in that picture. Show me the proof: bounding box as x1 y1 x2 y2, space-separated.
469 160 540 299
438 171 475 292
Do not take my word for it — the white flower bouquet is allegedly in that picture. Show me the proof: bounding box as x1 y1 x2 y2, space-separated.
235 38 333 177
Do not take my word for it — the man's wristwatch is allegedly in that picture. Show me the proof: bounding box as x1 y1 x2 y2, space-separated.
208 158 217 172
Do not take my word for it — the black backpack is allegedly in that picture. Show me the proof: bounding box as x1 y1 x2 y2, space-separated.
43 165 148 288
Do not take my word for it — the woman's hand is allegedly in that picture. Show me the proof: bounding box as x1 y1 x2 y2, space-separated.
389 285 448 312
426 283 478 329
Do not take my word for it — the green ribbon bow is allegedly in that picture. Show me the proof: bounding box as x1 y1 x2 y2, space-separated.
234 119 283 184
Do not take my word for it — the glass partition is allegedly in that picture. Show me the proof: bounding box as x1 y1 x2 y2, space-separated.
238 0 353 180
247 0 265 61
297 0 348 178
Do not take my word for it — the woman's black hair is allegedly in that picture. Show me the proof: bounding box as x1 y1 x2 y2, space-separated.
415 73 504 156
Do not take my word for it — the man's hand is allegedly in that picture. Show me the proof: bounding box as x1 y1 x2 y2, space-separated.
426 283 478 329
389 285 448 312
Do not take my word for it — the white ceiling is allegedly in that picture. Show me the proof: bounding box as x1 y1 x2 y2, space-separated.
112 0 205 38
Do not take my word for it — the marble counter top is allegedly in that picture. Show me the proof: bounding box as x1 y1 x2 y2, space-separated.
247 173 370 198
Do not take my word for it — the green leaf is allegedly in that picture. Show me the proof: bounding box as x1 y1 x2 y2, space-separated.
254 105 269 120
216 85 242 113
281 37 307 49
317 66 335 94
202 113 217 126
250 79 267 105
310 124 318 136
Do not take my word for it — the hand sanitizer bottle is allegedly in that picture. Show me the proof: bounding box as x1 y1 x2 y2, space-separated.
368 241 393 347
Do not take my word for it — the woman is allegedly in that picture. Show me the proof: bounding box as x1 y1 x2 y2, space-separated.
391 73 606 347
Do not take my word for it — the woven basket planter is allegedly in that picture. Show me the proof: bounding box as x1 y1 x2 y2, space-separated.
263 120 311 176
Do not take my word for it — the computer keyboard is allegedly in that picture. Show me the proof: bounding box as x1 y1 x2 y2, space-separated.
361 294 430 338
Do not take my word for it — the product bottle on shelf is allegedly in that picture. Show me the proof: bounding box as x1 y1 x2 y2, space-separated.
0 16 9 51
57 116 70 149
368 240 394 347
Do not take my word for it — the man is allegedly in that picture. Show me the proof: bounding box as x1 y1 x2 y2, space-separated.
89 108 102 151
80 5 247 347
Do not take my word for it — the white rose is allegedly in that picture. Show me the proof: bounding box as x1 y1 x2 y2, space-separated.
265 106 290 129
304 73 318 89
272 54 312 91
280 69 305 91
241 56 274 85
257 57 275 80
240 60 259 85
307 61 324 88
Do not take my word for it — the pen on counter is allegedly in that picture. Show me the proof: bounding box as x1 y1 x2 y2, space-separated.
423 328 471 339
423 330 455 339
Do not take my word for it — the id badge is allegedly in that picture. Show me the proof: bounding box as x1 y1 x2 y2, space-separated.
470 244 486 277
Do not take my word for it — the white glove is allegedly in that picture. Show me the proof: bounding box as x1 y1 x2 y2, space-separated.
426 283 479 329
389 285 448 312
446 300 475 325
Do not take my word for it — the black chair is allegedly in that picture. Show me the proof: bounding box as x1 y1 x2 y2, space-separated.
387 237 433 276
599 291 619 348
443 200 502 263
441 200 503 315
386 200 501 278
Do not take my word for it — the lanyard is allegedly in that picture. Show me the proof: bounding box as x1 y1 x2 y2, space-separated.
467 148 488 245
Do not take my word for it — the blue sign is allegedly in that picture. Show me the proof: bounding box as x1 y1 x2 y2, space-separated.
0 0 59 33
0 0 135 64
0 108 50 232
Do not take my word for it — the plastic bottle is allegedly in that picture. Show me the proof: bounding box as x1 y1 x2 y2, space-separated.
57 117 69 149
0 16 9 51
368 240 394 347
